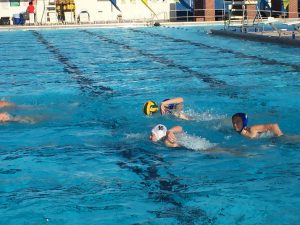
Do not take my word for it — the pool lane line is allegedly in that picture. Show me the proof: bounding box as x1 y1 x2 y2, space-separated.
81 30 243 99
2 34 213 225
31 30 113 96
161 25 208 35
80 30 242 100
98 118 209 222
112 142 211 223
131 28 300 72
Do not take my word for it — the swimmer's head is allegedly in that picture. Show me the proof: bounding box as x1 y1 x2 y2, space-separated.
232 113 248 133
143 101 159 116
0 112 12 122
150 124 167 142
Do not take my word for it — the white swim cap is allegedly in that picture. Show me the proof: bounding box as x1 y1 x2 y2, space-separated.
151 124 167 141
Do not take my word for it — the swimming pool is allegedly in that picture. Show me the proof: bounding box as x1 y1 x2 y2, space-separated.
0 25 299 225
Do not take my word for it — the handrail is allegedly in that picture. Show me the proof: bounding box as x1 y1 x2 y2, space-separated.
4 6 299 26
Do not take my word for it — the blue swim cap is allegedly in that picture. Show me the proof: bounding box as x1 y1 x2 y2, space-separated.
232 113 248 132
163 99 176 110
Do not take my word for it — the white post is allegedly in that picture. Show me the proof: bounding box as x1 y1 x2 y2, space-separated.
35 0 47 24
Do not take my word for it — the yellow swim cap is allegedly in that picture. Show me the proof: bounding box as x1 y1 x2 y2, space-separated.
143 101 158 115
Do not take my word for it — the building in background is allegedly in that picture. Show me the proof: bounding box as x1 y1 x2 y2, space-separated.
0 0 174 24
0 0 298 25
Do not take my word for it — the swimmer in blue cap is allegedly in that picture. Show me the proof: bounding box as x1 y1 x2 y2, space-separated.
143 97 190 120
232 113 283 139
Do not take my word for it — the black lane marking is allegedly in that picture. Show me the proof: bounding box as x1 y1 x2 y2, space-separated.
81 30 241 99
98 118 211 223
31 30 113 96
131 28 300 72
114 143 212 224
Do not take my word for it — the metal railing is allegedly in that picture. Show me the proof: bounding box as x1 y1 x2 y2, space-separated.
2 7 299 26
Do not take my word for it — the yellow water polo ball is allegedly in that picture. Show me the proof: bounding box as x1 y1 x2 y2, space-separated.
143 101 158 115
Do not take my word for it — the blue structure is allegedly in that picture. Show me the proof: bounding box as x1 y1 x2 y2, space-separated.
177 0 193 11
110 0 121 12
259 0 272 10
175 0 193 21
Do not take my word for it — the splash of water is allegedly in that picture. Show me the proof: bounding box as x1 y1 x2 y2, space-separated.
257 130 275 139
125 133 146 139
176 132 216 151
185 109 226 121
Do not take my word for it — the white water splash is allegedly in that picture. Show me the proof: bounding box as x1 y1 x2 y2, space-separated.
125 133 146 140
257 131 275 139
176 132 217 151
185 109 226 121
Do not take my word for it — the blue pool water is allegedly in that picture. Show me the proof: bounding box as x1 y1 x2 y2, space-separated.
0 26 300 225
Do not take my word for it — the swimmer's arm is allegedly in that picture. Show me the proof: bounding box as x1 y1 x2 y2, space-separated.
11 116 37 123
168 126 183 133
247 124 283 138
163 97 184 105
176 112 190 121
166 126 183 144
0 100 15 108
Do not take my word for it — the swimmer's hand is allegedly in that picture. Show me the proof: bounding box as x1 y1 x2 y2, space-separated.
166 126 183 143
160 102 167 115
165 131 181 148
166 131 177 143
174 112 190 121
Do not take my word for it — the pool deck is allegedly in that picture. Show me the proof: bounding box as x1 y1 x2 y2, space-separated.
210 29 300 48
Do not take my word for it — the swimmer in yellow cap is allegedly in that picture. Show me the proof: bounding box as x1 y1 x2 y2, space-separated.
143 97 190 120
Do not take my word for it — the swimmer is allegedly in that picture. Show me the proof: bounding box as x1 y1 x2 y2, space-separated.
149 124 183 147
149 124 232 154
0 100 37 123
0 112 12 122
232 113 283 139
143 97 190 120
0 100 14 108
0 112 37 123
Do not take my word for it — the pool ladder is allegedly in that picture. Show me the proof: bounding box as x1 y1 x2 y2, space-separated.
223 0 262 32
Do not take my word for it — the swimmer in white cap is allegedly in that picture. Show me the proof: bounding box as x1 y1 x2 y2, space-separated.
149 124 183 148
149 124 236 153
